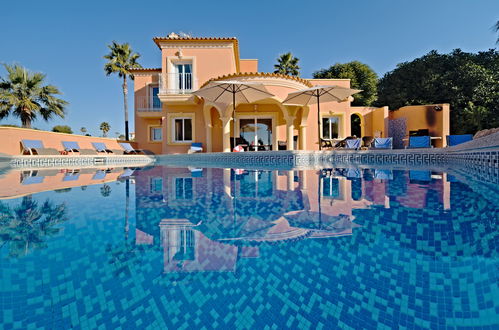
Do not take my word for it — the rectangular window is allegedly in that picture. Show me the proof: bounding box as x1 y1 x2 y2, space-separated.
149 177 163 193
150 127 162 141
322 117 340 139
322 177 340 198
173 118 192 142
151 87 161 109
175 177 193 199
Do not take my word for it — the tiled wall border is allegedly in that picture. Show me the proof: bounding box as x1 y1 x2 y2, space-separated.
8 155 155 168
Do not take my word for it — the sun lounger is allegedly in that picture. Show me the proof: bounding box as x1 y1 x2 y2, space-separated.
406 136 432 148
21 139 60 155
190 167 203 177
91 143 124 155
188 142 203 154
92 170 107 180
446 134 473 147
118 168 135 179
372 138 393 149
63 170 80 181
62 141 96 155
20 170 45 185
119 143 145 155
345 139 361 150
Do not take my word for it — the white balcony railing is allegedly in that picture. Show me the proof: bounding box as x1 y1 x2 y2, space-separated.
159 73 198 95
136 95 162 112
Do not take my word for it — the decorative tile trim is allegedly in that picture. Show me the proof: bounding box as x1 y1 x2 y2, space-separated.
9 155 155 168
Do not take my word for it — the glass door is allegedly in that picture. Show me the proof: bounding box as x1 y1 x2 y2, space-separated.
174 64 192 93
239 117 272 151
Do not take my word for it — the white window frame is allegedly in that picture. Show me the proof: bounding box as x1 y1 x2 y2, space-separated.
172 117 193 143
322 116 342 139
173 177 193 200
150 126 163 142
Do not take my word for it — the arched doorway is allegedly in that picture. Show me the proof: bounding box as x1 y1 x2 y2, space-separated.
351 114 362 138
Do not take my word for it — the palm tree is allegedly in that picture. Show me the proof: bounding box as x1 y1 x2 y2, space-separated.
274 52 300 76
0 64 68 128
100 122 110 137
80 127 87 134
0 196 68 257
104 42 142 141
495 21 499 44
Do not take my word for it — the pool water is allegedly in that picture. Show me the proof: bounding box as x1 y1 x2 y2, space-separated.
0 165 497 329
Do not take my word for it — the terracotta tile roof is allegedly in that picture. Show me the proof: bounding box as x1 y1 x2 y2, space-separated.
152 36 240 72
200 72 313 88
129 68 161 72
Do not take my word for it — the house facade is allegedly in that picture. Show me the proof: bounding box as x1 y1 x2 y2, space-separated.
132 33 450 154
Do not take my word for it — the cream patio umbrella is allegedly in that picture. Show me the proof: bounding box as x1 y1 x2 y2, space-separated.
193 81 274 151
283 85 362 150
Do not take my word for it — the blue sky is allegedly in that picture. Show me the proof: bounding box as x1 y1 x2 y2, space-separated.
1 0 497 136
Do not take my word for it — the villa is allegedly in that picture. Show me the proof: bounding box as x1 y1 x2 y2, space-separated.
132 33 450 154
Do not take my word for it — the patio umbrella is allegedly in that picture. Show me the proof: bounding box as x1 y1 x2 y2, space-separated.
193 81 274 150
283 85 362 150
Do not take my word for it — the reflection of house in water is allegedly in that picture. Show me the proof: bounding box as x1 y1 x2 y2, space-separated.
133 166 450 273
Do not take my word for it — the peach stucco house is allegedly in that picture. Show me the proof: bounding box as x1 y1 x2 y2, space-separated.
132 33 450 154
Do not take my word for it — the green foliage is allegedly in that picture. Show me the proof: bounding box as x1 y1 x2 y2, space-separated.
274 52 300 76
0 64 68 128
52 125 73 134
313 61 378 106
104 41 142 79
100 122 110 137
377 49 499 134
0 197 68 257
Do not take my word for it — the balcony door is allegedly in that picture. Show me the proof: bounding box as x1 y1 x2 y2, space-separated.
174 64 192 93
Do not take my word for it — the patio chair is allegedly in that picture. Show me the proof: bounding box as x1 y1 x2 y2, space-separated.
372 137 393 149
374 169 393 180
361 136 374 149
188 142 203 154
92 142 122 154
446 134 473 147
62 141 96 155
189 167 203 177
20 170 44 185
406 136 432 149
119 142 145 155
344 139 361 150
21 140 60 155
346 168 362 179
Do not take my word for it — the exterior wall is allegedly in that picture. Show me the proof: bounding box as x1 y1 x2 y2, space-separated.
0 127 127 156
239 59 258 73
390 104 450 147
163 104 207 154
0 168 127 199
351 106 389 138
160 42 238 88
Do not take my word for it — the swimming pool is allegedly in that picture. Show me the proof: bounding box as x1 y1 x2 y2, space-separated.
0 165 497 329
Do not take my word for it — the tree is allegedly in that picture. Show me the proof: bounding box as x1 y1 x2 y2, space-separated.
100 122 110 137
377 49 499 134
0 197 68 257
494 21 499 44
100 184 111 197
104 41 142 141
313 61 378 106
0 64 68 128
52 125 73 134
80 127 87 134
274 52 300 76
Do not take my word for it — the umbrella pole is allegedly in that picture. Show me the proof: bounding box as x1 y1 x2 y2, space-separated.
233 91 236 152
317 93 321 151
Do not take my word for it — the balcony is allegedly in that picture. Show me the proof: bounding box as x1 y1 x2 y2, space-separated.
158 73 198 104
135 96 163 117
